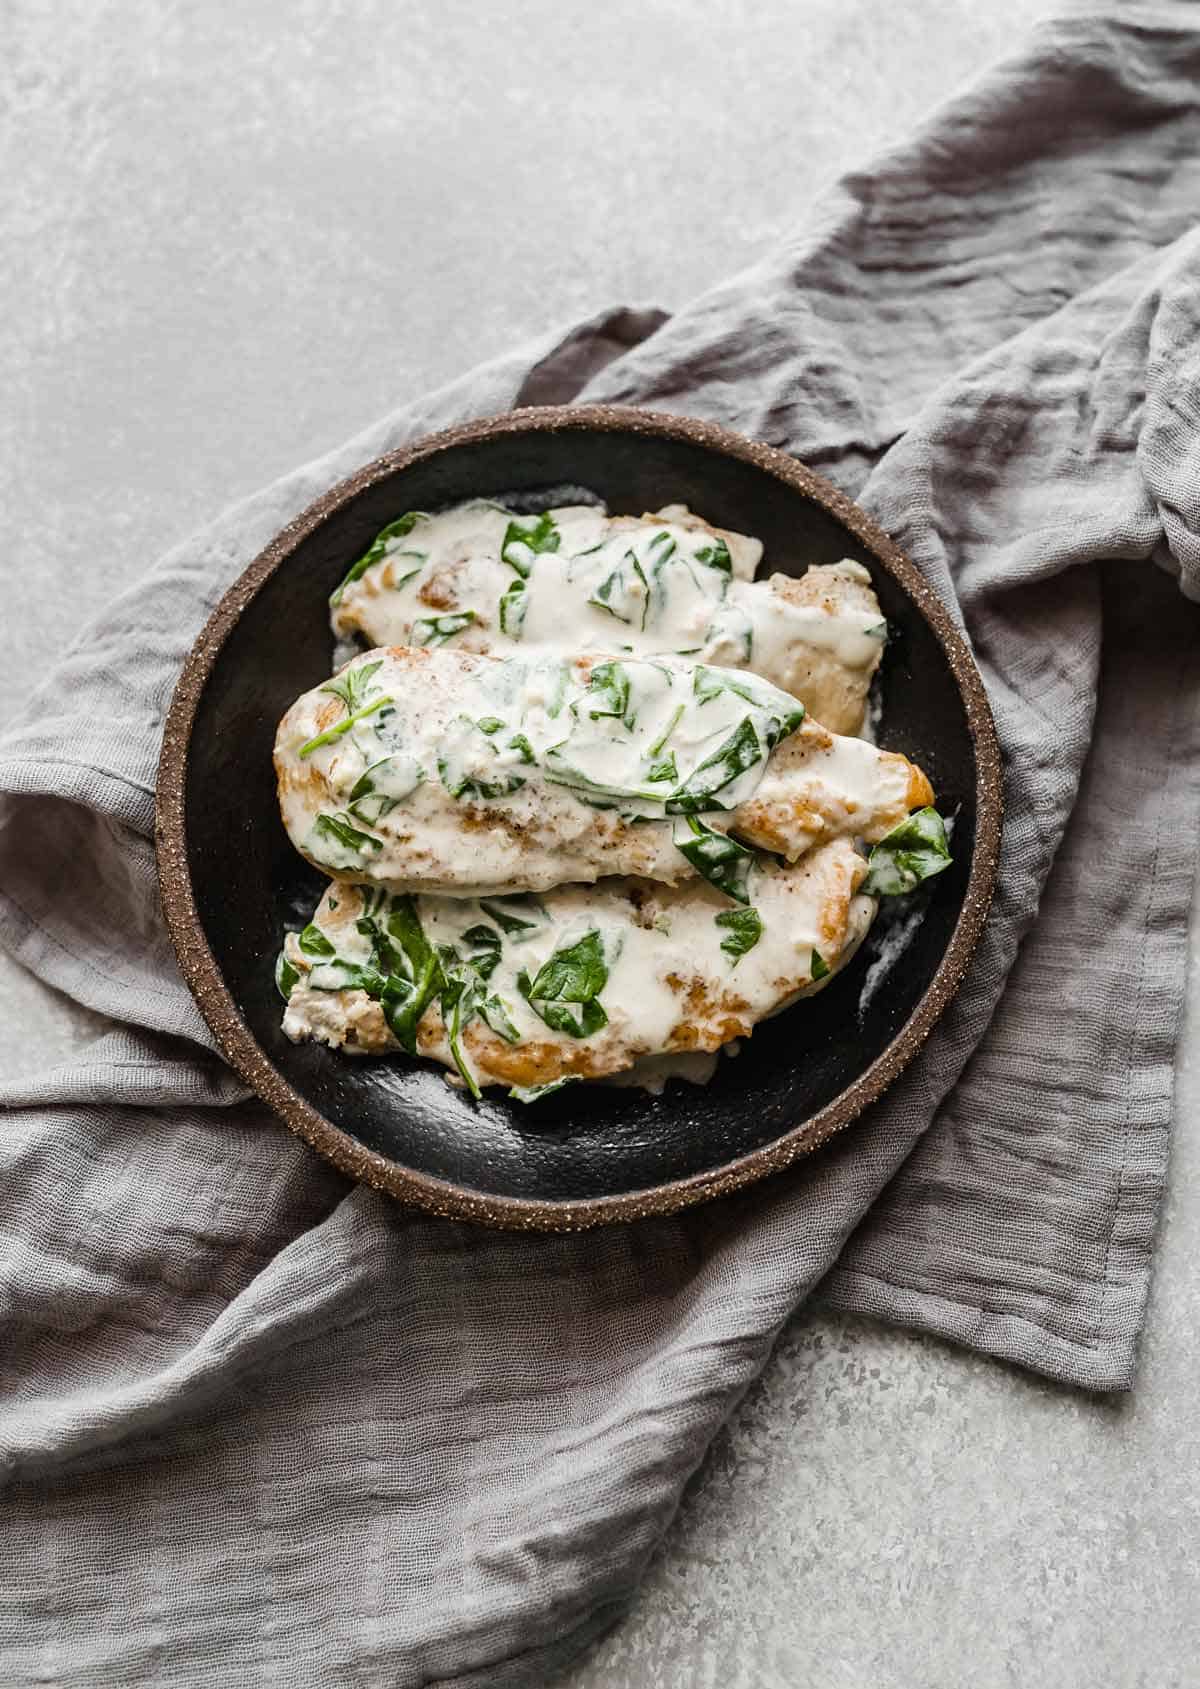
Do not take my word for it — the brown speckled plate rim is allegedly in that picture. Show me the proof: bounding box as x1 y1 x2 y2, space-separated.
155 404 1003 1232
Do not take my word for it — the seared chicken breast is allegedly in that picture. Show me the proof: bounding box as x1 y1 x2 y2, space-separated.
329 501 885 736
274 647 933 897
278 839 876 1093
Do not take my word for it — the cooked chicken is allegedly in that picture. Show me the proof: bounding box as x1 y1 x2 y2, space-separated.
329 500 885 735
274 647 933 897
278 838 876 1092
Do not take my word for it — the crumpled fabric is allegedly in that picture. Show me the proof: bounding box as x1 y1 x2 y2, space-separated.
3 7 1200 1685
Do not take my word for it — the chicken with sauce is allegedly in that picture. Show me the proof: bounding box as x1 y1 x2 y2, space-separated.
274 496 953 1100
275 647 932 898
278 839 876 1095
330 501 885 736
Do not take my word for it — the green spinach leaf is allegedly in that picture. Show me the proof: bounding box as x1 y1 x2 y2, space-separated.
347 755 423 825
479 895 545 935
330 512 427 606
478 995 522 1044
714 906 763 963
861 807 952 897
666 717 764 813
518 930 609 1039
509 1076 579 1104
312 811 384 861
674 815 755 903
501 512 560 578
694 537 732 575
498 578 527 637
587 551 651 629
298 922 335 959
412 610 477 647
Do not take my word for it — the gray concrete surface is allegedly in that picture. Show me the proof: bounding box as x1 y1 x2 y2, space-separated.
6 3 1199 1686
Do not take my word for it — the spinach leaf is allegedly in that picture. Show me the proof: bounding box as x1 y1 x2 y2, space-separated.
518 930 609 1039
299 660 393 758
509 1076 579 1104
309 958 387 996
354 912 404 979
438 969 482 1100
275 950 299 999
462 924 502 952
438 757 526 802
477 717 505 735
580 660 632 724
810 948 830 981
478 995 521 1044
384 551 428 591
693 665 762 707
312 812 384 862
347 755 423 825
544 661 570 717
694 537 732 575
521 994 607 1039
666 717 764 813
380 896 444 1054
330 512 427 606
479 895 545 935
642 530 677 578
714 906 763 963
587 550 651 629
646 702 684 759
861 807 952 897
507 732 535 764
647 751 679 785
498 578 527 637
692 666 806 743
501 512 560 578
298 922 335 959
542 747 666 808
412 610 477 647
322 659 383 713
299 694 393 758
674 815 754 903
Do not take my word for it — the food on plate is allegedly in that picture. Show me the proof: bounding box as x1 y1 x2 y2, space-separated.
329 501 885 735
275 647 933 897
276 838 877 1097
274 493 953 1102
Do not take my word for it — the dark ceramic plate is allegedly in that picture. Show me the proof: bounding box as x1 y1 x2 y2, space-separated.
157 406 1001 1230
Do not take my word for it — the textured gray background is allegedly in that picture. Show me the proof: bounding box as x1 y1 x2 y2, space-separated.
5 3 1199 1685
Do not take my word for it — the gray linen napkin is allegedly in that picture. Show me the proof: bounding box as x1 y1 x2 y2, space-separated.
4 6 1200 1684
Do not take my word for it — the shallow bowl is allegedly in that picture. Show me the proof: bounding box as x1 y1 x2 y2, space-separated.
156 405 1002 1230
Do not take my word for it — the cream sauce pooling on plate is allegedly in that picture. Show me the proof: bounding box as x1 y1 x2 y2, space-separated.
330 501 886 735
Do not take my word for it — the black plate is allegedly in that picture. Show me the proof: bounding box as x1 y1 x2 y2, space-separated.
158 406 1000 1228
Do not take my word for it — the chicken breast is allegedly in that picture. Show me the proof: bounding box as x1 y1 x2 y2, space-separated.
274 647 933 897
328 500 885 735
277 838 876 1093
